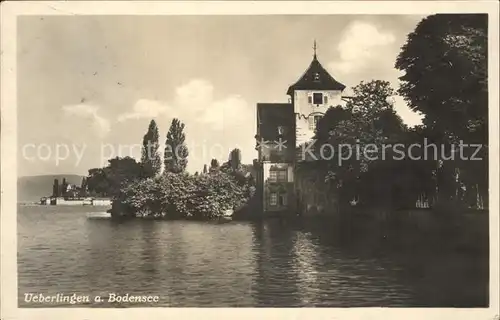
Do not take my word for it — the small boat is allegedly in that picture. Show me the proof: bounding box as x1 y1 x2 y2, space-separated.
214 209 234 224
216 216 233 224
86 212 112 219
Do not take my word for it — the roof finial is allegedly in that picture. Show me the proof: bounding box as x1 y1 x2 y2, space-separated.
313 39 317 59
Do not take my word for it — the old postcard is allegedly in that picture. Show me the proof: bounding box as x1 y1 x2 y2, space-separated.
1 1 499 320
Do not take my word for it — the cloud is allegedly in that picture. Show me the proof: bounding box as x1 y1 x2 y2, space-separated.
118 99 171 122
328 21 422 127
119 79 252 132
117 79 214 123
175 79 214 107
172 79 250 130
199 95 249 130
62 103 111 137
330 21 396 74
117 79 255 171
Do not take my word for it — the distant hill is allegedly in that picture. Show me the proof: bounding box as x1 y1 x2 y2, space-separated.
17 174 85 203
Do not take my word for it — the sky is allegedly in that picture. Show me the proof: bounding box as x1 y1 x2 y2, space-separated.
17 15 426 177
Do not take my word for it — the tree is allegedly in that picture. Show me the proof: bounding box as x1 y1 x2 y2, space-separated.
86 157 143 198
80 177 88 197
118 169 255 220
396 14 487 140
220 149 251 186
396 14 488 209
164 118 189 173
106 157 144 197
313 80 408 208
86 168 109 197
203 164 208 174
209 159 220 173
52 179 60 197
229 148 242 171
346 80 397 117
141 119 162 178
61 178 68 197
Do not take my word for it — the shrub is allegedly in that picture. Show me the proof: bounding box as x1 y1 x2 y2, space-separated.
115 171 255 220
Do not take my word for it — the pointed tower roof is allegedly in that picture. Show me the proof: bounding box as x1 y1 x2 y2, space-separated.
286 42 346 95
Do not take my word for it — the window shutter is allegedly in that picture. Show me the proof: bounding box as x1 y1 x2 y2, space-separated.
308 117 315 130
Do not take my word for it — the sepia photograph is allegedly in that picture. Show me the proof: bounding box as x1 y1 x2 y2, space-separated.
1 1 499 319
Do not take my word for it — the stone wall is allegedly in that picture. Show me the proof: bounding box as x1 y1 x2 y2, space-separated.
50 197 86 205
48 197 112 206
92 199 112 206
294 166 338 217
342 208 489 253
293 166 487 250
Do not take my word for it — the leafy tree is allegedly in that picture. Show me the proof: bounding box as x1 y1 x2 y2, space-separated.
396 14 488 209
229 148 242 171
80 177 88 197
117 170 255 220
220 149 254 187
61 178 68 197
52 179 60 197
396 14 487 140
86 157 143 198
141 119 162 178
106 157 143 196
315 106 352 146
203 164 208 174
164 118 189 173
346 80 397 116
313 80 407 208
86 168 109 197
209 158 220 173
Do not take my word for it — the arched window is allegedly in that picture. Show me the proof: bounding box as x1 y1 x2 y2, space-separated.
308 114 322 131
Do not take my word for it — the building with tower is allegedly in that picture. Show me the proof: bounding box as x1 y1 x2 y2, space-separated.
254 42 349 215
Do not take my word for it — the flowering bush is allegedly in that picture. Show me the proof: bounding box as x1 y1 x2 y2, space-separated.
114 171 255 220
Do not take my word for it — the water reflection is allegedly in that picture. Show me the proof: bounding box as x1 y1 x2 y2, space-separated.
251 221 303 306
292 231 321 305
18 205 488 307
251 220 414 307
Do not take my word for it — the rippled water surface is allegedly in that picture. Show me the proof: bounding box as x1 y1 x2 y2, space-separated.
18 205 488 307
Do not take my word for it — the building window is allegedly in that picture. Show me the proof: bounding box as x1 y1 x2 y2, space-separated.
279 194 288 206
269 171 277 182
324 95 328 104
314 115 321 129
277 170 287 182
269 192 287 207
308 115 322 131
269 169 287 182
270 193 277 206
313 92 323 105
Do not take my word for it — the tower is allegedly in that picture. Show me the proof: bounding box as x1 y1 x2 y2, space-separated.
287 41 346 148
254 41 346 215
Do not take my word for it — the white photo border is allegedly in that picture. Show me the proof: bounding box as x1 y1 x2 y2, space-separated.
1 1 498 320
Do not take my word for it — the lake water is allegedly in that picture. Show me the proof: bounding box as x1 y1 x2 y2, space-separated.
17 204 488 307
